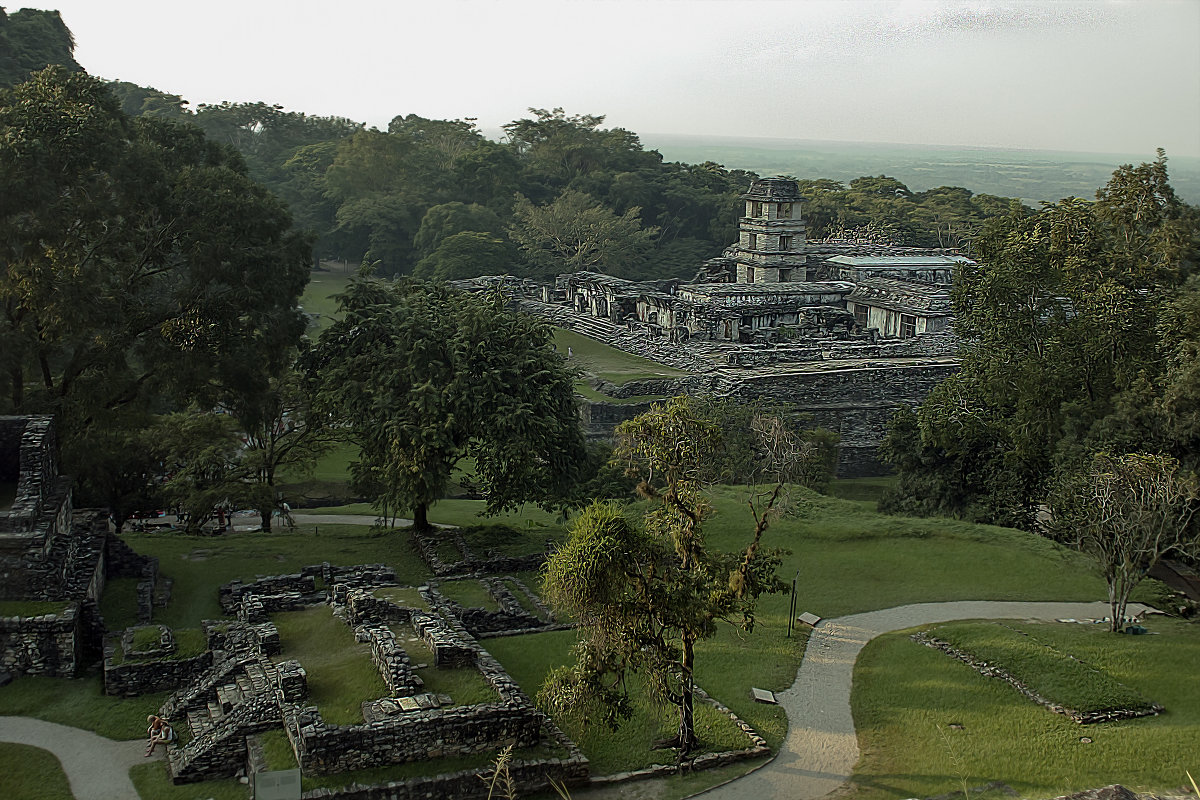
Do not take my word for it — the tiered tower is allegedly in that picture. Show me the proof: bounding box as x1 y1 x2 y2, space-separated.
734 177 807 284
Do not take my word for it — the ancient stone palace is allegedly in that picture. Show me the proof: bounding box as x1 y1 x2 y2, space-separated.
459 177 968 476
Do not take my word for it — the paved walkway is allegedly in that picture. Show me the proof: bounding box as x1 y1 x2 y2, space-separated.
0 716 148 800
696 600 1151 800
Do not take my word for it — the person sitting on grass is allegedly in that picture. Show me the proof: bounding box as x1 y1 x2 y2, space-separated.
145 715 175 756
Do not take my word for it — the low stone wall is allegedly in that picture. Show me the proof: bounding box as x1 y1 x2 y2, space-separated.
0 604 81 677
410 529 547 578
221 574 316 615
345 591 415 626
285 702 543 776
365 626 424 696
170 689 282 783
103 648 213 697
912 632 1165 724
204 620 281 657
298 752 590 800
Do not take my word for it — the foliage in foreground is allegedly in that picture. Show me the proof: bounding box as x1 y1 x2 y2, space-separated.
0 67 311 499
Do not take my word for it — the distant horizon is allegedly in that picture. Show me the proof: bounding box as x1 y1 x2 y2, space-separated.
33 0 1200 160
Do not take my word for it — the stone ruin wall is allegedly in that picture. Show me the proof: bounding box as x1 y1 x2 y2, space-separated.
581 362 957 476
103 648 214 697
727 362 959 476
286 702 543 775
0 605 81 677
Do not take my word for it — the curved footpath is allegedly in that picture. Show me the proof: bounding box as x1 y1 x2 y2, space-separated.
0 601 1150 800
0 716 147 800
696 600 1152 800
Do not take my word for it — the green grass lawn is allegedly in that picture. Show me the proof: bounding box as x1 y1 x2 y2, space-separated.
130 761 247 800
390 625 498 706
373 586 426 608
487 629 758 776
302 498 565 531
927 622 1157 715
552 327 684 385
300 268 355 333
437 579 499 610
0 675 169 741
0 600 71 616
825 474 898 504
273 605 386 725
850 617 1200 799
99 577 140 631
116 524 431 628
0 743 73 800
11 478 1172 800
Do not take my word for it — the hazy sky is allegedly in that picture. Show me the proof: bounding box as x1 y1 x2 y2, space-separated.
35 0 1200 157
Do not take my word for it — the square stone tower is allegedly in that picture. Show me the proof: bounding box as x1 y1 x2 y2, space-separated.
734 177 807 284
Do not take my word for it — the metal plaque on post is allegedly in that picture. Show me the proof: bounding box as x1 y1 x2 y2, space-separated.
254 768 302 800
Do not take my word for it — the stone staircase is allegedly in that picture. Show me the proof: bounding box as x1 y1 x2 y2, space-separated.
163 656 297 783
183 661 273 737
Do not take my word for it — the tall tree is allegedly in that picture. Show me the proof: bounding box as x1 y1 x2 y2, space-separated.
882 154 1199 527
224 369 333 531
510 189 657 279
1048 452 1199 631
0 67 311 484
0 8 80 88
307 277 587 529
540 396 791 759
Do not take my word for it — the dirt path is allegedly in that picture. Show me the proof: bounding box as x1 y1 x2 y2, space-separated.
693 600 1152 800
0 716 148 800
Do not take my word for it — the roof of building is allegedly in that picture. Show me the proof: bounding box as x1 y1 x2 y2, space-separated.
848 277 953 315
826 255 973 267
740 177 804 203
680 281 854 298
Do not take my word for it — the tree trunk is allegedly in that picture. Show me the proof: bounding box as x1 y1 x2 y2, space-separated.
9 367 22 408
677 634 697 759
260 509 273 532
1108 575 1123 633
413 503 429 531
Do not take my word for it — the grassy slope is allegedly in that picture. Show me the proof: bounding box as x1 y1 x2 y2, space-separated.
300 268 355 333
552 327 684 385
851 618 1200 799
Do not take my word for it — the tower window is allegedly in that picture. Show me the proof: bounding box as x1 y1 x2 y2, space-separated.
748 233 758 250
752 201 764 217
778 202 792 219
900 314 917 339
747 266 755 283
779 235 793 250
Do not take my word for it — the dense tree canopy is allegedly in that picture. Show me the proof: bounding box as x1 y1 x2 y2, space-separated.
0 8 80 88
881 153 1200 528
0 67 312 486
307 277 588 528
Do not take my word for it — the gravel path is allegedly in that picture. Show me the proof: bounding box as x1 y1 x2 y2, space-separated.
695 600 1152 800
0 716 148 800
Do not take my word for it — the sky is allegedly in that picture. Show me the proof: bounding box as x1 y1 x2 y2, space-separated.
30 0 1200 157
